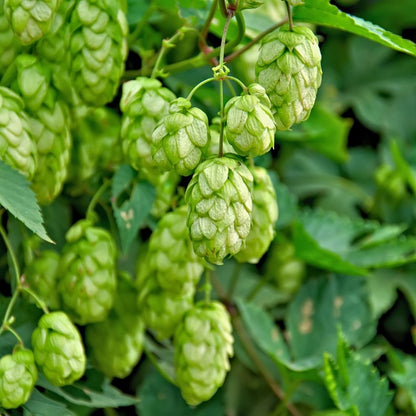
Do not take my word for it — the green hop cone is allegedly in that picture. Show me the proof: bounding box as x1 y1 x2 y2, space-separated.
4 0 61 45
225 83 276 157
0 86 37 179
234 166 278 263
202 117 235 160
58 219 117 325
30 92 72 205
0 1 23 75
0 347 37 409
186 156 253 265
148 205 204 294
174 300 234 406
70 0 128 107
24 249 60 309
31 311 86 386
255 24 322 130
120 77 176 172
152 97 210 176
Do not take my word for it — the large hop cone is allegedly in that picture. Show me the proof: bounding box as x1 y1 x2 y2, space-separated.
185 156 253 265
0 348 37 409
255 24 322 130
0 86 36 179
120 77 176 172
86 273 145 379
152 97 209 176
30 92 72 205
0 2 22 76
225 83 276 157
234 166 278 263
31 311 86 386
4 0 61 45
67 107 121 193
147 205 205 294
70 0 128 107
202 117 235 160
24 249 60 309
174 300 234 406
58 219 117 325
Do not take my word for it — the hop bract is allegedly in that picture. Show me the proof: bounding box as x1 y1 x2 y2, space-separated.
174 300 234 406
186 156 253 265
152 97 209 176
58 219 117 325
234 166 278 263
120 77 176 172
31 311 86 386
255 24 322 130
0 348 37 409
0 86 36 179
225 83 275 157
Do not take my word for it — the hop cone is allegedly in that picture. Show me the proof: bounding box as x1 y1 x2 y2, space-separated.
0 86 36 179
0 348 37 409
30 92 72 205
234 166 278 263
148 205 204 294
150 170 180 219
152 97 209 176
120 77 176 172
202 117 235 160
86 273 144 378
24 249 60 309
0 1 22 76
186 156 253 265
174 300 234 406
70 0 128 107
225 83 275 157
255 24 322 130
4 0 61 45
67 107 121 193
31 311 86 386
58 219 117 325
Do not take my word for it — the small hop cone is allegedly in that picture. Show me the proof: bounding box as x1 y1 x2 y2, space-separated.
31 311 86 386
58 219 117 325
186 156 253 265
152 97 210 176
4 0 61 45
24 249 60 309
70 0 128 106
120 77 176 172
174 300 234 406
225 83 276 157
30 93 72 205
0 348 37 409
255 24 322 130
148 205 205 295
0 86 37 179
234 166 278 264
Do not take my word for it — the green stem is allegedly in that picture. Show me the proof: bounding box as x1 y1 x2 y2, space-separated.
219 80 225 157
0 222 20 288
0 289 20 337
219 0 227 17
227 262 243 299
226 75 247 92
6 325 24 345
204 269 212 303
285 1 294 30
21 287 49 314
200 0 218 43
86 180 110 221
186 77 216 101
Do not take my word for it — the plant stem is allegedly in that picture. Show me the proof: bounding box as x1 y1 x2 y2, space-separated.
285 1 293 30
186 77 216 101
226 75 247 91
86 180 110 221
0 222 20 288
0 289 20 337
219 80 225 157
20 287 49 314
200 0 218 46
6 325 23 345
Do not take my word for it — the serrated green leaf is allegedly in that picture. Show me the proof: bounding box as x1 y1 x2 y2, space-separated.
293 0 416 57
0 160 52 243
23 389 75 416
323 334 393 416
286 274 376 362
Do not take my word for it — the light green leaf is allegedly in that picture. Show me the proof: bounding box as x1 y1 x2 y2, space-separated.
286 274 376 362
323 334 393 416
0 160 52 243
293 0 416 57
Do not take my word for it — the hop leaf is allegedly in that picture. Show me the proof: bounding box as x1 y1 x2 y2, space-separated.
120 77 176 172
185 156 253 265
0 348 37 409
174 300 234 406
31 311 86 386
152 97 210 176
58 219 117 325
234 166 278 263
255 24 322 130
225 83 276 157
